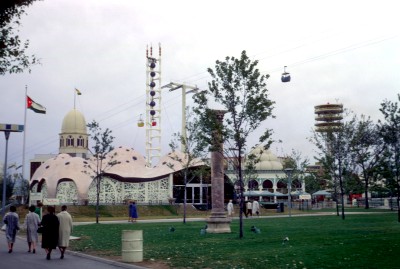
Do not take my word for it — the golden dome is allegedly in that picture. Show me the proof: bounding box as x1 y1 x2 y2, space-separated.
61 109 87 134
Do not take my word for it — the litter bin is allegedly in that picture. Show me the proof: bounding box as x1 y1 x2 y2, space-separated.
122 230 143 262
276 203 284 213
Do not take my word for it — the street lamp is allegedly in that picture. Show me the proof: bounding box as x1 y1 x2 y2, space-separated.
161 82 198 152
1 123 24 218
284 168 294 217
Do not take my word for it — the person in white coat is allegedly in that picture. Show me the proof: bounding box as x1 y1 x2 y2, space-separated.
252 200 260 217
227 200 234 216
57 205 73 259
24 205 41 253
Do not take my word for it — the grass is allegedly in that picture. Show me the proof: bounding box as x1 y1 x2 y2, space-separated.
69 210 400 269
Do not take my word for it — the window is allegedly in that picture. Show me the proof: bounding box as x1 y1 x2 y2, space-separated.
77 136 85 147
67 136 74 146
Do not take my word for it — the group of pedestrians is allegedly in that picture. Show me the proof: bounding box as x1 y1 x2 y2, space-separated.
226 199 261 217
2 204 73 260
246 200 260 217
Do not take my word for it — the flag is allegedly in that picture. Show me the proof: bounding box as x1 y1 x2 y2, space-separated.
27 96 46 114
75 88 82 95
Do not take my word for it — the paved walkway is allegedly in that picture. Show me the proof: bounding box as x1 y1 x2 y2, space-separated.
0 230 147 269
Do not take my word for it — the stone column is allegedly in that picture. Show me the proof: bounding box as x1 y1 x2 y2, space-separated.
206 110 231 233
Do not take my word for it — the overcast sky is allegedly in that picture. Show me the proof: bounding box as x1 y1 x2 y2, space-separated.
1 0 399 177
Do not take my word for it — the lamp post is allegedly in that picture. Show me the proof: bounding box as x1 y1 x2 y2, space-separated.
284 168 294 217
1 123 24 218
161 82 198 152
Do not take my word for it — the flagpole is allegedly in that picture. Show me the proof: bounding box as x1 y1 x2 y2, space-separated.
22 85 28 203
74 88 76 109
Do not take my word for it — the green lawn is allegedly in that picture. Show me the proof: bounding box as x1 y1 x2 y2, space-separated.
69 212 400 269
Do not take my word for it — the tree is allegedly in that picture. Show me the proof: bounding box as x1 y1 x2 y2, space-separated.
378 94 400 222
304 173 320 195
0 173 15 205
349 115 385 209
305 162 332 195
241 147 262 189
283 149 310 189
85 120 116 224
1 0 40 75
168 108 210 224
6 163 29 204
193 50 275 238
311 113 357 219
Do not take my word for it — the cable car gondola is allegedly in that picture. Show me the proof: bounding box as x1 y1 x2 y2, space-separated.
281 66 291 83
137 114 144 127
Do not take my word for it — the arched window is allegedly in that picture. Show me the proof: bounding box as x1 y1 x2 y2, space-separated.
66 136 74 146
248 179 258 190
77 136 84 147
262 180 273 190
277 180 288 194
60 136 64 147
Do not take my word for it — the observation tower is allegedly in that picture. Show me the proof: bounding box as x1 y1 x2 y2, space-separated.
314 103 343 132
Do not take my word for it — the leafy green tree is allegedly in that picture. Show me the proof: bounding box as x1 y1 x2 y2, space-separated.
168 108 210 224
349 115 385 209
282 149 309 190
303 174 320 195
1 0 40 75
311 113 357 219
378 94 400 222
193 50 275 238
0 174 15 205
85 120 116 224
242 148 262 189
343 173 364 197
305 163 332 194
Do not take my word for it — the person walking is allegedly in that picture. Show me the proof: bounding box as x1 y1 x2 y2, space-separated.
23 205 41 253
252 199 260 217
128 201 138 222
2 205 20 253
227 200 234 216
246 201 253 217
41 206 59 260
57 205 73 259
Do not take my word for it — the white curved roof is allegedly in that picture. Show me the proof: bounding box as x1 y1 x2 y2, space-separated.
31 147 206 198
61 109 87 134
249 145 283 170
30 153 95 198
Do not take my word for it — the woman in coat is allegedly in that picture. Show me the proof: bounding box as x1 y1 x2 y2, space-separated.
129 201 138 222
2 205 20 253
41 206 59 260
57 205 73 259
24 205 41 253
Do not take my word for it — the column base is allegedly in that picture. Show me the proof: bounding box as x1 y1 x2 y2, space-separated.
206 212 232 233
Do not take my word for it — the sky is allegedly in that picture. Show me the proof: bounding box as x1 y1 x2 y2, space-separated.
1 0 399 178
